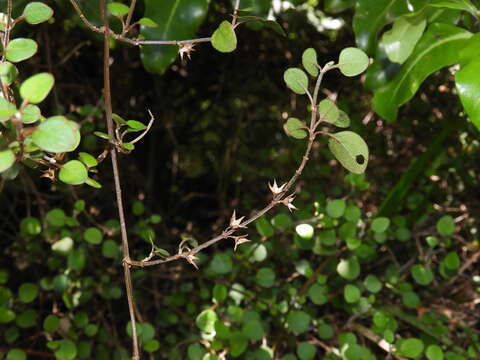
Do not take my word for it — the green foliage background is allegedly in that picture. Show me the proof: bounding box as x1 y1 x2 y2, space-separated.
1 0 480 359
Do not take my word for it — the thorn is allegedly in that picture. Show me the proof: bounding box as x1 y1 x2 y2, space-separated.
230 210 245 229
233 235 250 251
178 43 196 61
185 254 199 269
269 180 286 196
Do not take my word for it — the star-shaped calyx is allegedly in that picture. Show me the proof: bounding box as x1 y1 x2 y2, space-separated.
269 180 286 197
229 210 246 230
178 43 196 61
281 194 298 212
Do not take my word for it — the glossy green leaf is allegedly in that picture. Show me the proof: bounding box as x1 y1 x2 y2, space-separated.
455 35 480 130
0 149 15 173
107 2 129 17
283 68 308 95
429 0 478 17
21 104 41 124
5 38 38 63
20 72 55 104
0 97 17 121
302 48 318 76
32 116 80 153
59 160 88 185
23 2 54 24
373 23 472 121
353 0 417 54
319 99 339 123
0 62 18 85
211 21 237 53
382 16 426 64
85 177 102 188
338 47 369 76
328 131 369 174
285 118 307 139
140 0 209 74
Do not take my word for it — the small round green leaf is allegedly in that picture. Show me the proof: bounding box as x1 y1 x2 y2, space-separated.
371 217 390 233
328 131 369 174
18 283 38 303
46 208 66 227
78 152 98 168
285 118 307 139
138 17 158 27
32 116 80 153
84 227 103 244
21 104 41 124
426 344 444 360
308 284 328 305
196 309 217 333
302 48 319 76
143 339 159 352
344 284 361 303
52 237 73 254
0 62 19 85
212 284 228 302
319 99 339 124
0 307 15 323
297 342 316 360
102 240 119 258
283 68 309 95
0 97 17 121
287 311 311 333
187 344 206 360
364 275 382 293
256 267 275 288
0 149 15 173
6 349 26 360
337 257 360 280
411 265 434 285
296 224 314 239
326 199 346 218
210 253 233 274
107 2 129 17
211 21 237 53
5 38 38 63
127 120 147 131
59 160 88 185
436 215 455 236
20 72 54 104
23 2 54 24
444 251 460 270
399 338 424 358
338 47 369 77
43 314 60 333
54 339 77 360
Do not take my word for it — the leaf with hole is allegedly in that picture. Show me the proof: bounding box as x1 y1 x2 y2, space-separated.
32 116 80 153
23 2 54 24
338 47 369 77
285 118 307 139
328 131 369 174
5 38 38 63
283 68 309 95
302 48 319 76
211 21 237 53
20 73 54 104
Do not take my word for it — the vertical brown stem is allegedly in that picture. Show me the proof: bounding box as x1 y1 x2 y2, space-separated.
98 1 140 358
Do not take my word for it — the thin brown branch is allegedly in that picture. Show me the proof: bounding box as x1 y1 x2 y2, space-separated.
129 110 155 144
232 0 242 27
127 62 335 269
124 0 137 34
1 0 13 61
98 0 139 358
